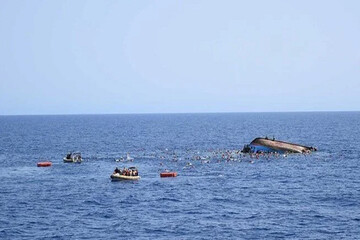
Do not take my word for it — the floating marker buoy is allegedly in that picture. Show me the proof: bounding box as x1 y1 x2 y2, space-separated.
37 161 52 167
160 172 177 178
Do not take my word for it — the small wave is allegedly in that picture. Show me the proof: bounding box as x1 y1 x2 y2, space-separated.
156 197 182 202
83 200 102 205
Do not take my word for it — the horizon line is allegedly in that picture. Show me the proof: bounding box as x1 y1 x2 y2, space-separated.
1 110 359 117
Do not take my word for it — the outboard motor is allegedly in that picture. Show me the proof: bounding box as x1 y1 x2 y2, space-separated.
242 144 251 153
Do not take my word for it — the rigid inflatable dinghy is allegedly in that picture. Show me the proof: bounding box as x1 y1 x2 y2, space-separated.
110 174 140 181
110 166 140 181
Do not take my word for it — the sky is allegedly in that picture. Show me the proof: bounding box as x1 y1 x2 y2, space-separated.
0 0 359 115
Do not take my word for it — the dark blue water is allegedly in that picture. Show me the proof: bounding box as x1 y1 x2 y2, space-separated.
0 112 359 239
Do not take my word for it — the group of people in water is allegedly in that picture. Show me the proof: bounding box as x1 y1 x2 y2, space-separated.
156 147 311 167
113 167 138 176
111 146 313 175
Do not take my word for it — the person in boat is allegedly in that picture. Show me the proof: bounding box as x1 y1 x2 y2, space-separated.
114 167 120 174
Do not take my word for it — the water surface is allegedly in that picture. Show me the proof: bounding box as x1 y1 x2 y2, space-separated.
0 112 359 239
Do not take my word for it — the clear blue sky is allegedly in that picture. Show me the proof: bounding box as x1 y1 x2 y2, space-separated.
0 0 359 115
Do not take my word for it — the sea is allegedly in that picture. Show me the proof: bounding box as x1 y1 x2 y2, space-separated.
0 112 359 239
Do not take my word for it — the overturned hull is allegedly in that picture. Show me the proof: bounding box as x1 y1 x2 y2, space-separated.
242 137 317 154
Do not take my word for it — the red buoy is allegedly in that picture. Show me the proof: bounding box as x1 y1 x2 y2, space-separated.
37 161 52 167
160 172 177 178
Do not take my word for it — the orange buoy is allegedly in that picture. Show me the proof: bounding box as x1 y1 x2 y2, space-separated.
37 161 52 167
160 172 177 178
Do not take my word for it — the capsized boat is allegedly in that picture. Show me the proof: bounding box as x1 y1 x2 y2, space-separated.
242 137 317 154
63 152 82 163
110 166 140 181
